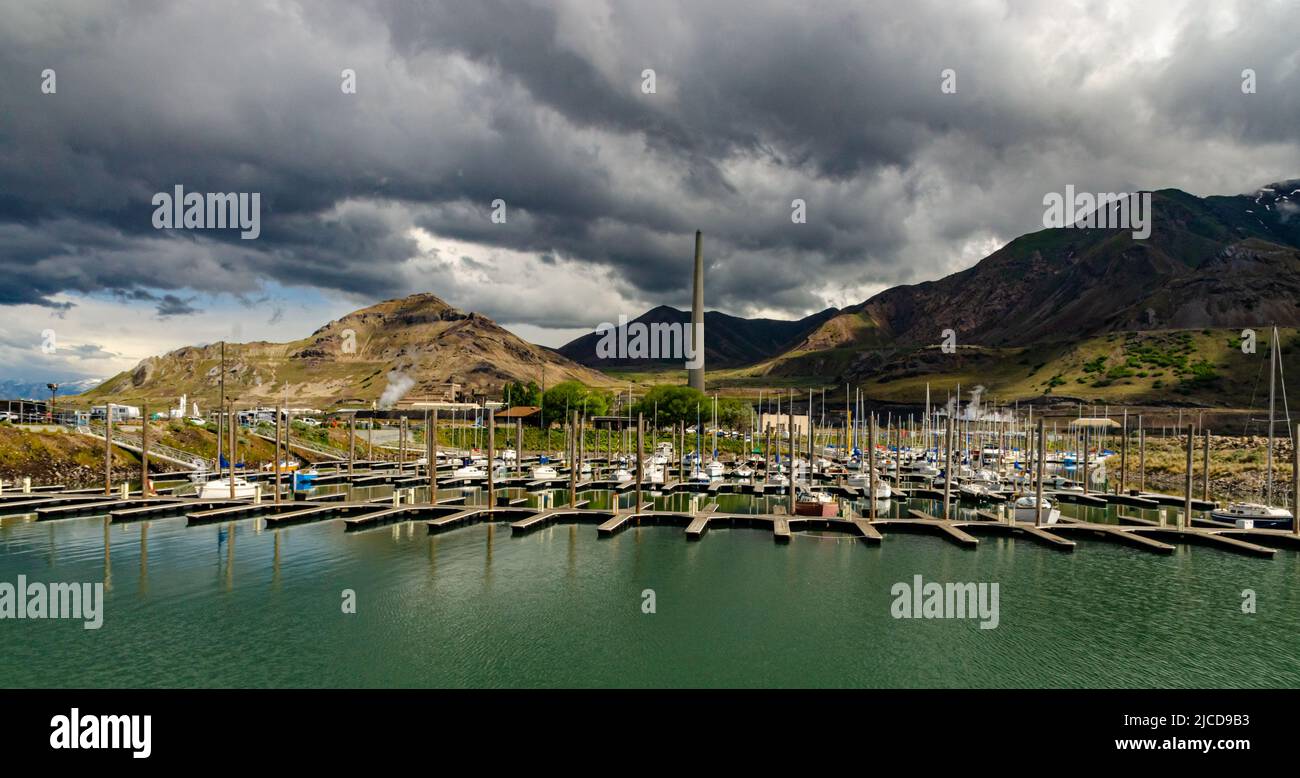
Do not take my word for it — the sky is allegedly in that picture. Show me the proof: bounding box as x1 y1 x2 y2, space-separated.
1 0 1298 384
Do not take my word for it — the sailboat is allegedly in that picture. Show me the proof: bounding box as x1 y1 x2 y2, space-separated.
1211 325 1295 529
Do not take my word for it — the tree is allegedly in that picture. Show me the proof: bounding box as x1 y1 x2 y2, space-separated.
504 380 541 408
541 381 611 423
716 397 754 430
631 384 706 429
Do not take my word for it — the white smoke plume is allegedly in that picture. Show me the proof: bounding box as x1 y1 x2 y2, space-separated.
378 371 415 410
964 385 984 420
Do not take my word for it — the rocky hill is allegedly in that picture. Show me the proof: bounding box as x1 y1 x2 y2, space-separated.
81 293 613 407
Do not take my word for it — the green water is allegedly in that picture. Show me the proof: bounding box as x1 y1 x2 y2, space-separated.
2 499 1299 688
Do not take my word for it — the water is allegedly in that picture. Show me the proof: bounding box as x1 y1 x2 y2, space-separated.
2 496 1298 688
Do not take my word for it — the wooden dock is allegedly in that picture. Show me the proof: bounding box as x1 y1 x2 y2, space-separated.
7 474 1300 564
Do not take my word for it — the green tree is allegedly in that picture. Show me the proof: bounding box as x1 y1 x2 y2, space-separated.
541 381 611 423
504 380 541 408
716 397 754 430
631 384 706 428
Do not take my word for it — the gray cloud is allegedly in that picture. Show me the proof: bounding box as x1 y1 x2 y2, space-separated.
155 294 201 318
0 0 1298 335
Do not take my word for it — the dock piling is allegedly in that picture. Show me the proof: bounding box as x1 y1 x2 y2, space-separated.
1036 417 1045 527
1183 424 1194 530
141 402 150 496
104 403 113 495
636 412 644 514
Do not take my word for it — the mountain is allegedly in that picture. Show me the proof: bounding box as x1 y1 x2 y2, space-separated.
754 181 1300 383
0 377 102 401
80 293 613 407
556 305 840 367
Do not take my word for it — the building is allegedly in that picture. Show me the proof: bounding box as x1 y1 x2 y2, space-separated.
497 406 542 426
90 404 140 422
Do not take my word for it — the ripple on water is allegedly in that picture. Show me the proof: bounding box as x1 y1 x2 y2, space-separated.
1 504 1297 688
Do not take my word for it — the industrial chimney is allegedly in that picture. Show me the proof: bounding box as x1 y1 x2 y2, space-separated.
688 230 705 391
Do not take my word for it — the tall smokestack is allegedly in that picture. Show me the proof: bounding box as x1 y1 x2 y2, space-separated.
688 230 705 391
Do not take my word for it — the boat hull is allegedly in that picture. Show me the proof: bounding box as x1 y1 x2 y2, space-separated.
794 502 839 517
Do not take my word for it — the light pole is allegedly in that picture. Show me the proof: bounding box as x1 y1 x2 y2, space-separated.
46 383 59 424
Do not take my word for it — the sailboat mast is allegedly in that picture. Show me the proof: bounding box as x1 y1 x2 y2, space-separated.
1268 324 1278 505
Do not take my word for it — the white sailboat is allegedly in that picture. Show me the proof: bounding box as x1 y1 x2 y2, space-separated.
1012 495 1060 525
1211 325 1295 530
198 477 257 499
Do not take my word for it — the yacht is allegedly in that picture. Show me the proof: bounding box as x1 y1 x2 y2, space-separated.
292 467 318 492
1210 502 1294 530
612 468 633 483
958 477 997 502
705 460 726 480
912 462 940 478
530 464 558 480
198 477 257 499
734 464 754 483
454 464 486 479
1012 495 1060 525
795 489 838 517
846 471 891 499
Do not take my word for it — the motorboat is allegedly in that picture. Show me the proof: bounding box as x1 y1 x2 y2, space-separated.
845 470 891 499
612 468 633 483
500 448 517 463
1210 502 1294 530
530 464 559 480
1012 495 1060 525
795 489 838 517
198 477 257 499
292 468 319 492
705 460 726 480
454 464 486 479
958 480 996 502
261 459 300 472
767 473 789 489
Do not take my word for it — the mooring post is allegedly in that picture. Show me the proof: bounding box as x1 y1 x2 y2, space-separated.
104 404 113 496
1293 423 1299 536
229 402 237 499
1081 425 1090 495
868 413 877 519
1138 417 1145 492
787 397 795 514
1119 412 1128 494
430 409 439 498
515 417 523 476
943 415 953 520
569 410 578 508
635 412 644 514
348 413 356 480
1036 417 1046 527
487 408 495 508
399 415 407 473
764 426 771 486
1202 428 1210 502
140 402 150 497
274 404 282 505
1183 424 1194 530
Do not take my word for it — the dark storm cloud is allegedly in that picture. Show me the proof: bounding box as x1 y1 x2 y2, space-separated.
0 0 1298 328
155 294 201 318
